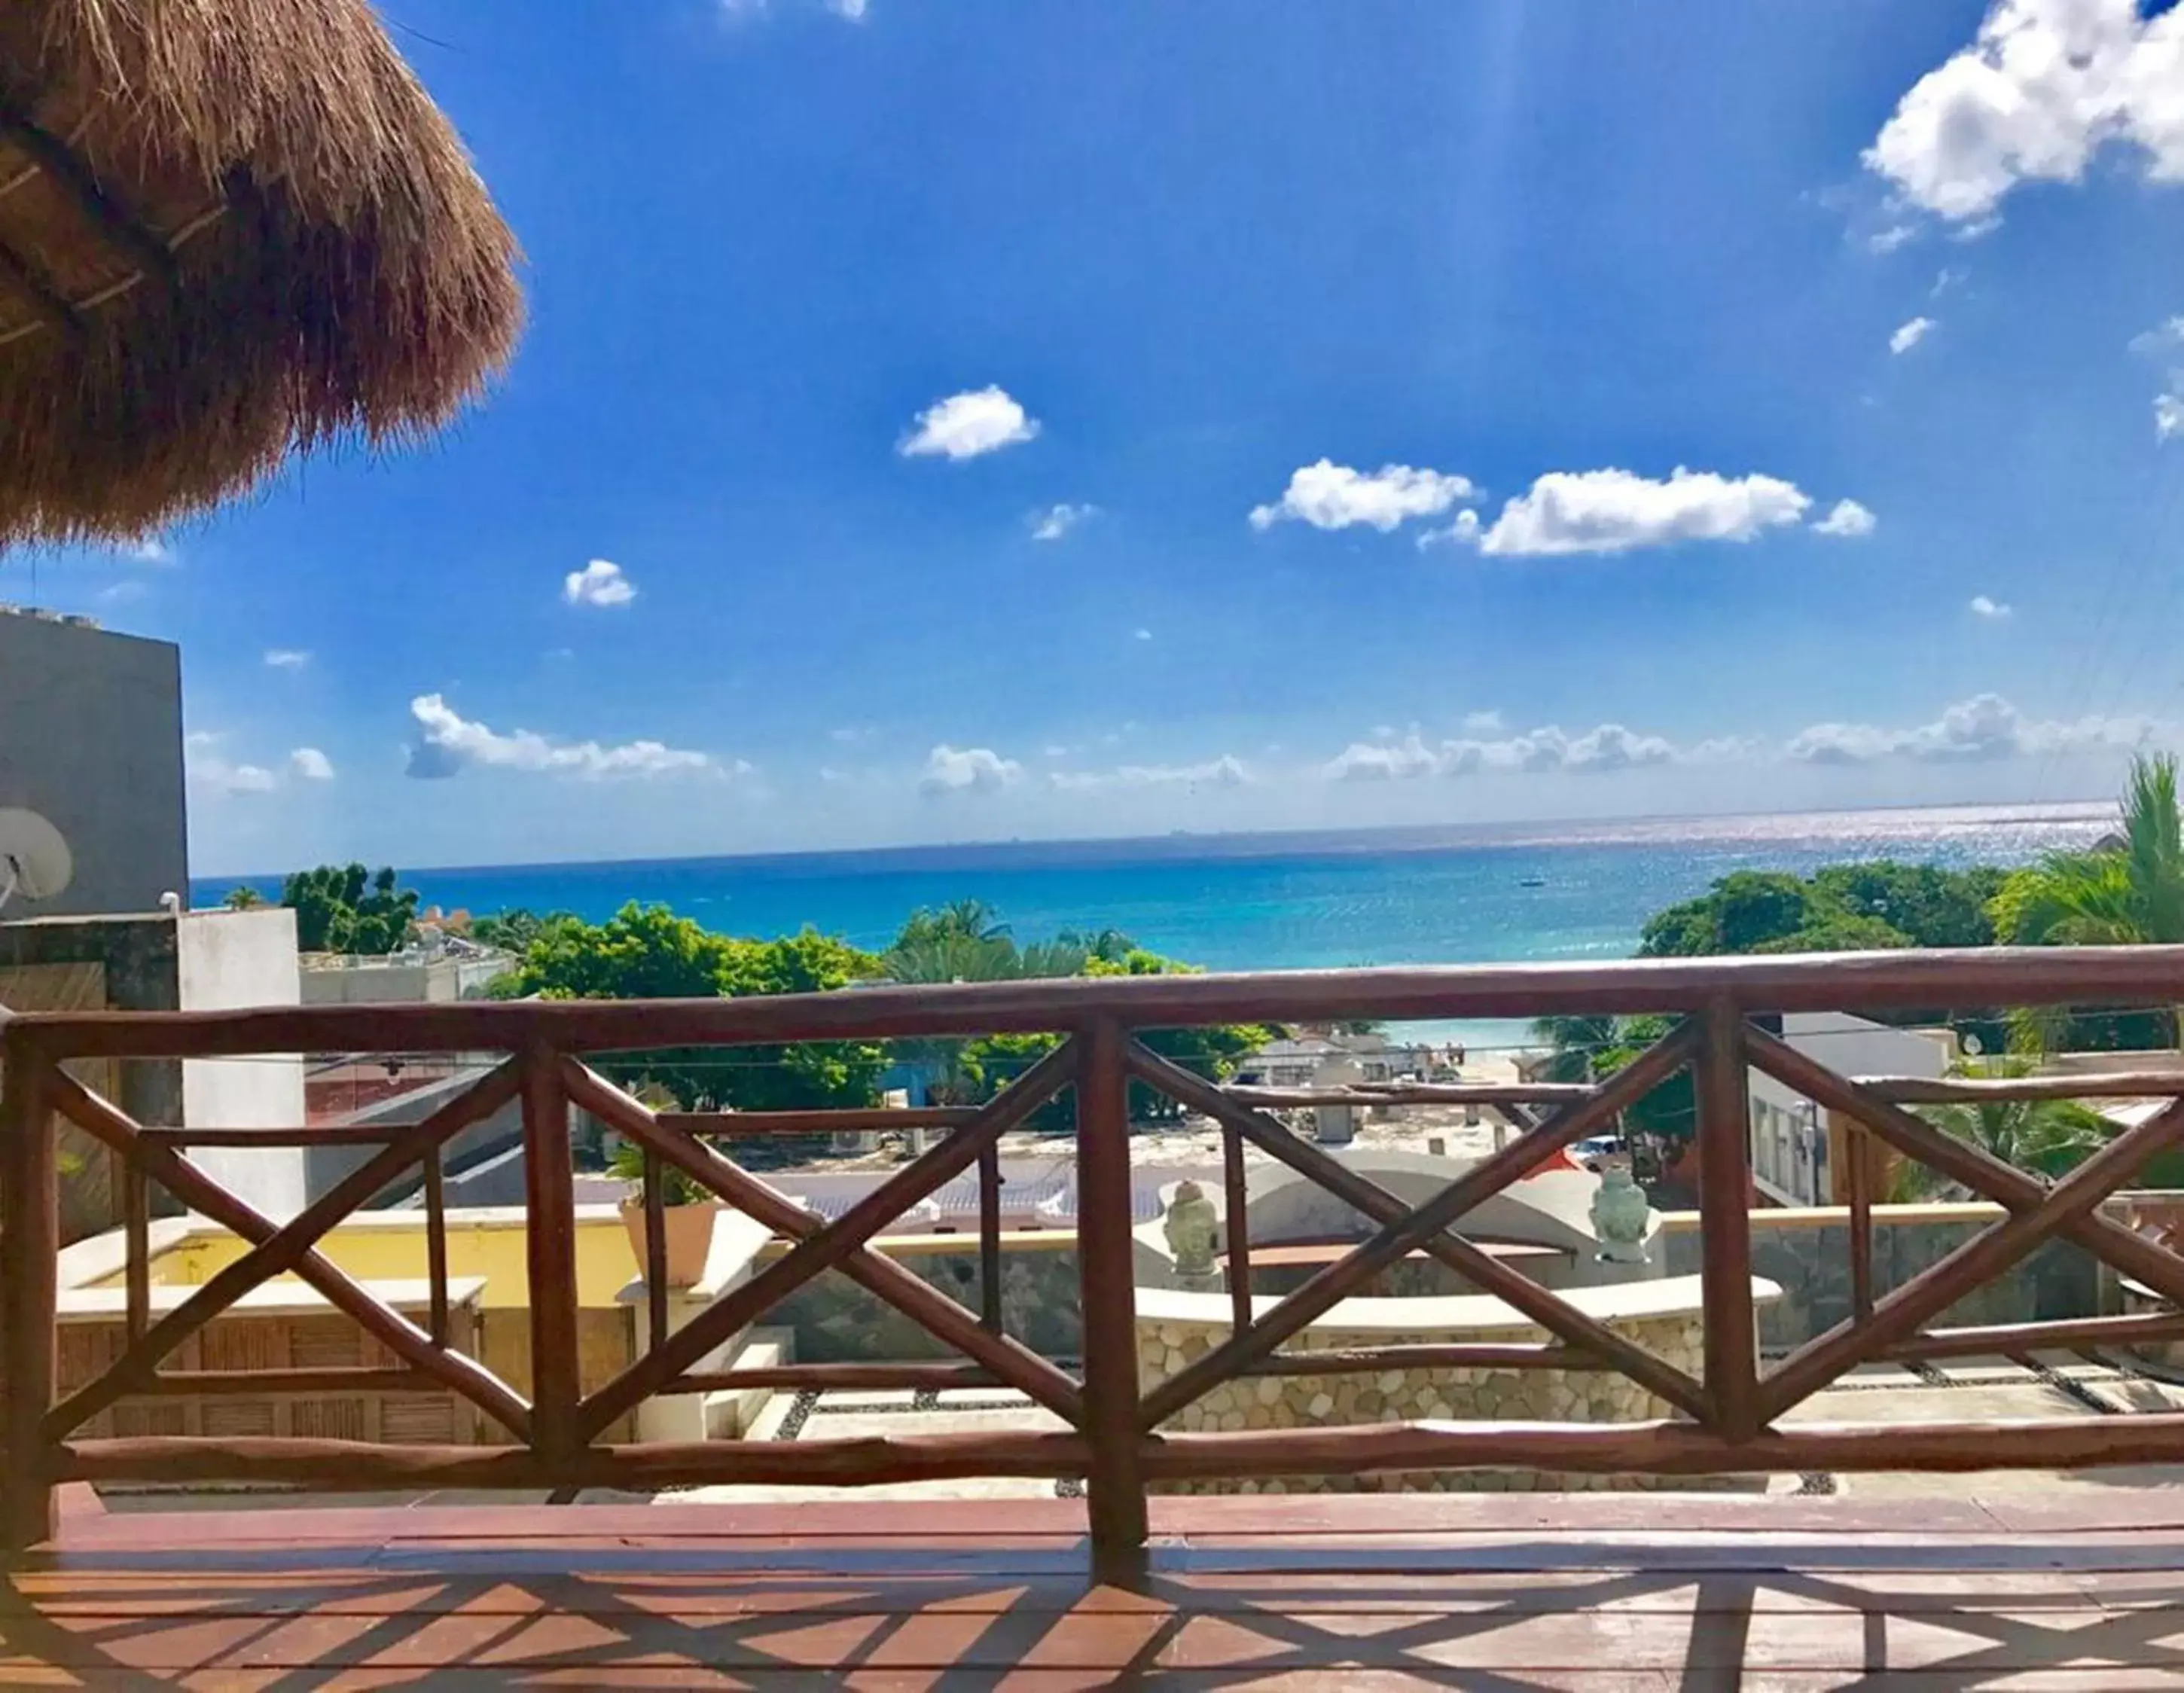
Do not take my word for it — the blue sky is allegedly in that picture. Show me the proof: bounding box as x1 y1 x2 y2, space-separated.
15 0 2184 874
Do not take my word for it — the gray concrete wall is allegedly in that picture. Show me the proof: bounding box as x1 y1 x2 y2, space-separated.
0 914 181 1242
761 1238 1083 1362
1658 1206 2103 1352
314 1066 530 1205
0 912 184 1129
0 911 310 1225
0 611 186 918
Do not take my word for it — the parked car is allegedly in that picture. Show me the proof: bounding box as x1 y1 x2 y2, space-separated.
1571 1133 1628 1173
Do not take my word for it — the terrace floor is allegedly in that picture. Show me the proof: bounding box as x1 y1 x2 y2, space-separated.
11 1490 2184 1688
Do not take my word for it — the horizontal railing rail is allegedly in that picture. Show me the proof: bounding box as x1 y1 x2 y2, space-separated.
14 944 2184 1056
7 944 2184 1567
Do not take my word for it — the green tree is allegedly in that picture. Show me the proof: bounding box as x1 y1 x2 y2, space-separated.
471 908 575 955
1811 862 2005 948
1990 753 2184 1050
1086 947 1281 1124
280 864 419 954
1640 871 1816 956
1993 755 2184 948
1746 911 1911 954
221 886 266 911
1894 1057 2111 1198
499 903 885 1113
1638 862 2015 961
880 906 1277 1124
1530 1015 1619 1084
1529 1013 1694 1143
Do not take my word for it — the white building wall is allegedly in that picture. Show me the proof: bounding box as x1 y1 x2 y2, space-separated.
1746 1014 1951 1206
177 908 308 1220
300 953 511 1005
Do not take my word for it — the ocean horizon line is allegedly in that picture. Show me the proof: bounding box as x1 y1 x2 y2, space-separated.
194 795 2118 892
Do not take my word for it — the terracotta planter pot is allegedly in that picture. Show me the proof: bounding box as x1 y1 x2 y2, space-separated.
620 1195 720 1289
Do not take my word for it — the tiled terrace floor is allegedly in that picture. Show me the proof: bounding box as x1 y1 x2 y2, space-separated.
11 1490 2184 1688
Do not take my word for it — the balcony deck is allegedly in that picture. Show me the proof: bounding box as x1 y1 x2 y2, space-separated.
8 1490 2184 1688
17 950 2184 1684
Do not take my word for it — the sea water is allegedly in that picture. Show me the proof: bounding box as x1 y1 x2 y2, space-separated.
195 802 2110 1053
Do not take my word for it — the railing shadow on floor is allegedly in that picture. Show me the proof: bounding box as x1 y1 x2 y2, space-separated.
7 1521 2184 1685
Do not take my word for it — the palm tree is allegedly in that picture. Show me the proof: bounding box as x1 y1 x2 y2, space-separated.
1892 1057 2111 1200
937 898 1010 944
221 886 266 911
1993 752 2184 1048
880 917 1023 1106
1529 1014 1618 1084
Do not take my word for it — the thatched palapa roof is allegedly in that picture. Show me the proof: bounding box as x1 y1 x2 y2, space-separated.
0 0 522 545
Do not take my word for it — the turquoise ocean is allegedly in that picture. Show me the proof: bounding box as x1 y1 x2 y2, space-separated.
194 803 2114 1050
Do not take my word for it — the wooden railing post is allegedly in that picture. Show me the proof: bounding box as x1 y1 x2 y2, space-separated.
1847 1122 1875 1323
1 1026 58 1552
521 1043 581 1470
1693 998 1760 1443
1074 1017 1148 1570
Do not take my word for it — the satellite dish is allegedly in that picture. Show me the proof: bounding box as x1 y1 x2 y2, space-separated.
0 808 72 911
1962 1033 1984 1058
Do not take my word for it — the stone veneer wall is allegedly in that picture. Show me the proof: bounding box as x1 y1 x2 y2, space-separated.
1656 1206 2103 1353
1139 1276 1771 1495
758 1234 1081 1362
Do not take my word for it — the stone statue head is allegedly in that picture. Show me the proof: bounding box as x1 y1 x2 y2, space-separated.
1164 1179 1221 1277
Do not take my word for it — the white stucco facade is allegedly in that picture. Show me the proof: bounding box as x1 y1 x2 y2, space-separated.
177 908 309 1220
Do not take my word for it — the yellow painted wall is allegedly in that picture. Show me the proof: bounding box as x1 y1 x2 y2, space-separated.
115 1216 639 1310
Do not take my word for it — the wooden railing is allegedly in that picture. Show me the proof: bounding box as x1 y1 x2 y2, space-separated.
11 947 2184 1563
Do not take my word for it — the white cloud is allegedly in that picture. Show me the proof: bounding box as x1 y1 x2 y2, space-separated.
1249 460 1474 532
724 0 865 17
899 386 1039 460
264 648 311 670
188 755 277 797
1813 499 1877 538
1970 593 2014 618
120 536 174 566
829 724 876 744
97 581 145 605
1029 502 1097 541
1890 316 1936 355
1462 709 1505 734
1132 627 1153 642
1865 0 2184 224
1323 721 1682 781
918 744 1023 796
1932 266 1968 296
563 559 636 609
1788 692 2146 764
1324 734 1444 782
1051 755 1249 794
2131 317 2184 438
1868 224 1917 254
184 731 277 797
289 747 335 781
216 764 276 795
1450 467 1811 557
406 694 718 780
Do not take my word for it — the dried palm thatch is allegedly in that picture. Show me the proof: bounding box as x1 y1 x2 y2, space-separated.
0 0 522 545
